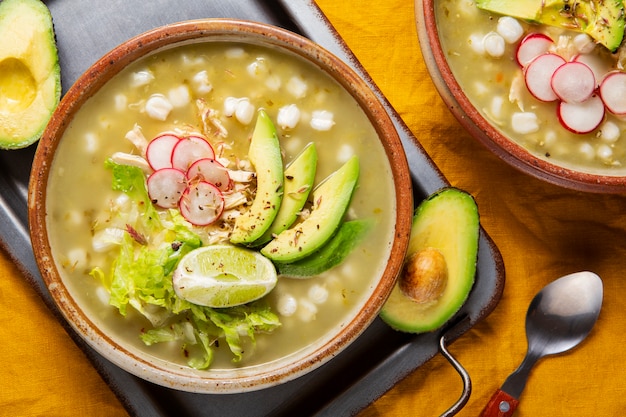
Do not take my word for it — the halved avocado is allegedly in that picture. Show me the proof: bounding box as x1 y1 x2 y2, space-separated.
380 188 479 334
261 156 359 263
230 110 284 245
0 0 61 149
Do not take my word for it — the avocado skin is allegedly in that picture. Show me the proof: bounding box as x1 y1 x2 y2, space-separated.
230 110 284 245
275 218 372 278
380 188 479 334
0 0 61 149
476 0 626 52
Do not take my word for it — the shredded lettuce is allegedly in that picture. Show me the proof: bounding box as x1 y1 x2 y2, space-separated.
104 159 162 232
92 160 281 369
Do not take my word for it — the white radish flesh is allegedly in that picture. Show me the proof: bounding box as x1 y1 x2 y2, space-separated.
524 53 565 102
146 133 180 170
179 181 225 226
147 168 187 209
600 71 626 115
572 53 613 87
557 95 605 134
171 136 215 171
516 33 554 67
550 61 596 103
186 158 232 192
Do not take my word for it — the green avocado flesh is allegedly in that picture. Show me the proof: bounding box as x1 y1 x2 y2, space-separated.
380 188 479 334
476 0 626 51
253 142 317 246
261 155 359 263
0 0 61 149
230 110 284 245
275 218 372 277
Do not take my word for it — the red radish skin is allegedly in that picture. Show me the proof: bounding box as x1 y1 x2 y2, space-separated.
557 95 605 134
600 71 626 115
524 53 566 102
516 33 553 67
147 168 187 209
186 158 232 192
551 61 596 104
179 181 225 226
171 136 215 171
146 133 180 170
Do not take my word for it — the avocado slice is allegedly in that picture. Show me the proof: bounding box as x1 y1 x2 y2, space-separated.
0 0 61 149
475 0 543 21
380 188 479 334
261 155 359 263
252 142 317 246
476 0 626 52
230 110 284 245
275 218 373 278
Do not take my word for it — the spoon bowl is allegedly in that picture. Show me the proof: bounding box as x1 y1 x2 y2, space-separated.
525 271 603 357
481 271 603 416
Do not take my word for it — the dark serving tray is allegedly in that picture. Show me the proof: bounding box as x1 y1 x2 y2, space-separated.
0 1 505 416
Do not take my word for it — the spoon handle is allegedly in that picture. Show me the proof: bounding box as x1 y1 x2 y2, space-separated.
479 389 519 417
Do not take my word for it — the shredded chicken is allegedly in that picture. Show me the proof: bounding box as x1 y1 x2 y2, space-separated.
197 98 228 138
223 191 249 210
227 169 256 183
124 124 149 155
508 70 526 112
111 152 152 174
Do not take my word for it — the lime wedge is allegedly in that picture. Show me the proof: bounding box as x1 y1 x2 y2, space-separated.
173 245 277 308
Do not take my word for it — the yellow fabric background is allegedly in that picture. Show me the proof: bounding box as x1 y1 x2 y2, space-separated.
1 1 626 416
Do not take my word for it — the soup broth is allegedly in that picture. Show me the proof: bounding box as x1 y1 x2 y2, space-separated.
46 41 396 369
436 0 626 175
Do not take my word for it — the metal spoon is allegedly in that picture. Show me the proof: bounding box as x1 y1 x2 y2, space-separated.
479 271 603 417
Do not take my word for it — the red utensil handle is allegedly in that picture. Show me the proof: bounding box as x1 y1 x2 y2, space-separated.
479 389 519 417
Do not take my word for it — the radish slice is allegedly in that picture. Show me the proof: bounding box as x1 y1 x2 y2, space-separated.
179 181 225 226
171 136 215 171
146 133 180 170
524 53 566 102
186 158 232 192
572 54 613 87
516 33 554 67
551 61 596 103
147 168 187 208
557 95 605 134
600 71 626 115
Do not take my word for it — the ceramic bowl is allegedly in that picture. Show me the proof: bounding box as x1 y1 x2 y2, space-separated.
28 19 413 393
416 0 626 192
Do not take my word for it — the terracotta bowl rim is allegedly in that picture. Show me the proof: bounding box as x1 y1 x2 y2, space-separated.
417 0 626 193
27 18 413 393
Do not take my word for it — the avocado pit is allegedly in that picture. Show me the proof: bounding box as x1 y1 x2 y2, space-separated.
0 58 36 112
399 247 448 306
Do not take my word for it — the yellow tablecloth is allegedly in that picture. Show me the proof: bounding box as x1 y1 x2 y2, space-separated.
2 1 626 416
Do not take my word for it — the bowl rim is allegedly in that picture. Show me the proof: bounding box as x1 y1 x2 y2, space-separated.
416 0 626 193
27 18 413 393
